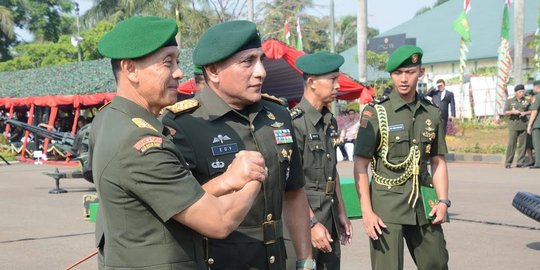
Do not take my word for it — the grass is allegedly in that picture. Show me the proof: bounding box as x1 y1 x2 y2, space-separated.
446 122 508 154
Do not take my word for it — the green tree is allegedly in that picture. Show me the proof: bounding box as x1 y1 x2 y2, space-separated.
79 21 113 60
0 40 78 71
0 4 16 60
335 15 379 53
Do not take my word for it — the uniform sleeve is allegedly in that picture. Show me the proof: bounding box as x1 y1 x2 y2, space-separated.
430 113 448 156
532 96 540 111
161 112 198 170
285 117 305 191
120 129 205 222
504 98 511 111
354 106 379 158
291 117 305 157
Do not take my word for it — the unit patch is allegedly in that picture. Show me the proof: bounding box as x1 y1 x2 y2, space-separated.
211 159 226 169
211 143 239 156
273 129 293 144
362 110 373 118
133 136 163 153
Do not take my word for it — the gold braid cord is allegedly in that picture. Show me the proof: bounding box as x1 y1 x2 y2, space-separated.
371 105 421 208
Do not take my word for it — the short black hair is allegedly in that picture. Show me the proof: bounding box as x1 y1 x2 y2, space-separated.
436 79 445 84
111 59 121 82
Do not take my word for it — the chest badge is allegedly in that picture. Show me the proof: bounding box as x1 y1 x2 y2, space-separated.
211 143 239 156
267 111 276 120
274 129 293 144
271 122 284 128
213 134 231 144
281 148 293 162
211 159 226 169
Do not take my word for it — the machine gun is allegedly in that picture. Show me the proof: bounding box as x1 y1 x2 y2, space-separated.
2 116 93 192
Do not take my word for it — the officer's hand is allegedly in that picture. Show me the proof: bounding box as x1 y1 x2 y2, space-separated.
527 126 532 135
338 213 353 245
430 203 448 224
310 223 333 253
224 151 267 190
362 211 387 240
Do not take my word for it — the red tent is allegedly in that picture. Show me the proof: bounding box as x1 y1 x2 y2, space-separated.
178 39 375 104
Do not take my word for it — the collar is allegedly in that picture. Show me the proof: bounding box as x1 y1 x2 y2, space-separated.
109 96 166 134
298 97 330 126
198 86 263 122
389 90 429 113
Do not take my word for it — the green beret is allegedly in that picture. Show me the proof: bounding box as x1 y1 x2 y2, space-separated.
295 52 344 75
193 20 261 66
533 80 540 86
98 16 178 59
386 45 423 72
193 65 203 75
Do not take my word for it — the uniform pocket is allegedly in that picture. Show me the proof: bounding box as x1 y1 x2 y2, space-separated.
307 141 325 168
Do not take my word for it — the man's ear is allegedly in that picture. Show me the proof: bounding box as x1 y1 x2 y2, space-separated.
205 63 220 84
121 59 139 83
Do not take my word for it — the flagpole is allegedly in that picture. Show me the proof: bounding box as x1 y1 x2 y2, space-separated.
514 0 524 84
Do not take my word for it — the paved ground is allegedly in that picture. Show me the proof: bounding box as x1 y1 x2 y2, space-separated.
0 161 539 269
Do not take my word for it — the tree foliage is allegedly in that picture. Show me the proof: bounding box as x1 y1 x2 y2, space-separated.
335 15 378 53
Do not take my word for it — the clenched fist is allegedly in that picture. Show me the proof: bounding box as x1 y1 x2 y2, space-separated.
222 150 267 191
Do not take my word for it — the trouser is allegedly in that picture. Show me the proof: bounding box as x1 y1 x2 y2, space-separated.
505 129 527 166
370 222 448 270
338 141 354 161
533 129 540 167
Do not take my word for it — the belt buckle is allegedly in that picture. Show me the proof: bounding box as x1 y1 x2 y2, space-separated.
262 220 277 245
325 180 336 195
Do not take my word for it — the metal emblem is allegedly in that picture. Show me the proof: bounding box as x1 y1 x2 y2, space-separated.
212 134 231 144
211 159 226 169
411 53 419 63
422 131 436 141
267 111 276 120
425 144 432 154
425 119 432 126
271 122 284 128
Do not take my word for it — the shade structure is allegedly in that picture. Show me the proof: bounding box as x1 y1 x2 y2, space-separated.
178 39 375 104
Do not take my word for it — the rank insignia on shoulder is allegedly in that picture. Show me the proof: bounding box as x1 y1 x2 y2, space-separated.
165 99 199 114
133 136 163 153
362 110 373 118
289 107 303 119
261 93 285 105
132 118 158 132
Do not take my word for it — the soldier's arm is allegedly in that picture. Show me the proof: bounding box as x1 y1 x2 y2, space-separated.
528 110 538 134
429 155 449 224
334 172 353 245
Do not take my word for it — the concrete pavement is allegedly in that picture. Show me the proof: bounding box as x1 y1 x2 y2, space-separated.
0 161 539 269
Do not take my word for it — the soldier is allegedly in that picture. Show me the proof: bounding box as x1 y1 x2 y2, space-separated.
285 52 353 270
527 80 540 169
90 16 267 269
162 20 314 270
353 45 450 270
503 84 530 168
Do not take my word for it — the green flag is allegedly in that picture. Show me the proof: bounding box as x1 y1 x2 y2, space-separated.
500 5 510 39
453 10 470 42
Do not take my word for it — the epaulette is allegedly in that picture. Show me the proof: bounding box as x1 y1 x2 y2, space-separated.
131 118 158 132
165 99 199 114
420 94 436 107
289 107 303 119
369 95 389 106
261 93 285 105
98 100 112 111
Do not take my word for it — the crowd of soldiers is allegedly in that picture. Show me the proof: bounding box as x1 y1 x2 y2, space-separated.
83 16 452 270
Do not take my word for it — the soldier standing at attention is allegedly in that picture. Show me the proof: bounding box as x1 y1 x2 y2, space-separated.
285 52 353 270
162 20 314 270
90 16 268 269
353 45 450 270
527 80 540 169
503 84 530 168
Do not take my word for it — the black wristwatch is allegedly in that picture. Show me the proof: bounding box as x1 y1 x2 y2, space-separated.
438 199 451 208
310 215 318 228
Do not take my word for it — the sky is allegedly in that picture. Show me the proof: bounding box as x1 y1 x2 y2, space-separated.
74 0 437 33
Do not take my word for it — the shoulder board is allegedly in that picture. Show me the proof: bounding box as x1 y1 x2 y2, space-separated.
165 99 199 114
420 94 435 106
369 95 389 106
289 107 303 119
261 93 284 105
131 118 158 132
98 100 112 111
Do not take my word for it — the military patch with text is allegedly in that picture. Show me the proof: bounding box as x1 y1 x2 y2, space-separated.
133 136 163 153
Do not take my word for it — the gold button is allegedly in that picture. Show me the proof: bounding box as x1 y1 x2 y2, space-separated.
326 153 331 159
269 256 275 264
316 145 319 149
250 125 255 131
328 177 332 181
208 258 214 265
331 199 335 203
387 186 391 189
267 213 273 221
395 136 400 140
413 139 417 144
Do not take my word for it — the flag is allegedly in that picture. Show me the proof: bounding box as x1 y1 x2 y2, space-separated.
296 17 303 51
495 3 512 115
464 0 471 13
535 3 540 79
284 20 291 46
452 11 470 42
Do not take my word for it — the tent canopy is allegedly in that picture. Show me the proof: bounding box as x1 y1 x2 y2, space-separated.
180 39 374 103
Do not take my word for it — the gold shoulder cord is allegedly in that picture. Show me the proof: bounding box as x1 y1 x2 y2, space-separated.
371 104 421 208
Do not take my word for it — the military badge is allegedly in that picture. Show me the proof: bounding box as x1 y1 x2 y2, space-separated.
212 134 231 144
362 110 372 118
271 122 284 128
273 129 293 144
133 136 163 153
211 159 226 169
411 53 419 64
281 148 292 162
132 118 158 132
422 131 436 141
267 111 276 120
425 119 432 126
211 143 239 156
425 144 431 154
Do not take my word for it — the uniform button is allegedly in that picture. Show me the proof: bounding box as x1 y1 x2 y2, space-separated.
412 139 417 144
267 213 273 221
208 258 215 265
331 198 335 203
328 177 332 181
316 145 319 149
387 186 391 190
396 136 400 140
269 256 275 264
412 117 415 121
326 153 331 159
250 125 255 131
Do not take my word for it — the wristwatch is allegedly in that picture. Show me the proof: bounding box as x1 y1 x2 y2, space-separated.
296 259 316 270
438 199 451 208
310 215 318 228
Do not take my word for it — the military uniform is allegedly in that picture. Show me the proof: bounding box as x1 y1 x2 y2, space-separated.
162 88 304 270
91 97 207 269
354 89 449 269
530 92 540 167
286 97 342 269
504 93 530 167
